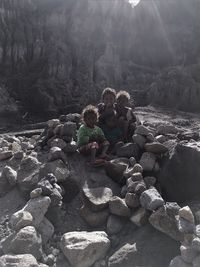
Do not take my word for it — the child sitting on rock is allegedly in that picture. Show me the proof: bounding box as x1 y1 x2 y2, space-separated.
77 105 110 166
101 111 123 151
115 90 137 142
97 87 117 127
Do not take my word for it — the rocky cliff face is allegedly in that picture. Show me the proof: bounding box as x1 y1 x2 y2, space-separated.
0 0 199 114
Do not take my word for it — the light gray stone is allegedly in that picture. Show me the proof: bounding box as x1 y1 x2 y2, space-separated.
109 197 131 217
179 206 195 224
132 134 146 148
3 166 17 186
0 151 13 161
30 188 42 199
144 142 168 154
125 193 140 209
0 254 39 267
130 208 148 227
192 237 200 252
60 231 110 267
180 244 198 263
135 125 150 136
140 188 164 211
107 215 123 235
38 217 54 244
139 152 156 172
193 255 200 267
169 256 192 267
10 210 33 231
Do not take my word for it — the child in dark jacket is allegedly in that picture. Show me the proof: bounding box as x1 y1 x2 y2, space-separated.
115 90 137 142
77 105 109 165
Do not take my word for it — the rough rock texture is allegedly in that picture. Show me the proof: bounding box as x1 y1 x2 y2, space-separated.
60 231 110 267
109 197 131 217
158 141 200 202
0 254 39 267
169 256 192 267
108 243 137 267
140 188 165 211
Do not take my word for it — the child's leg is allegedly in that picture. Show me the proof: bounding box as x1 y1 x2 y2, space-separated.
99 140 110 158
79 142 99 163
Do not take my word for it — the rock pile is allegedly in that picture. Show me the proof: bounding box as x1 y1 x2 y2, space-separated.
0 113 200 267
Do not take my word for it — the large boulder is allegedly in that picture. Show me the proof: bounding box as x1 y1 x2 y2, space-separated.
1 226 43 260
104 159 128 185
158 141 200 202
60 231 110 267
116 143 140 159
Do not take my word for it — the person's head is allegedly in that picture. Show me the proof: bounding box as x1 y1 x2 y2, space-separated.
82 105 98 128
116 90 130 108
105 112 117 129
102 87 116 106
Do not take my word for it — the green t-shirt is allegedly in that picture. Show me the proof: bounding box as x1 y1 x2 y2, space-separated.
77 124 106 147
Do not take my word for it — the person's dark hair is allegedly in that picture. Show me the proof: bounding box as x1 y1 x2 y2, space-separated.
116 90 130 101
82 105 99 121
102 87 116 100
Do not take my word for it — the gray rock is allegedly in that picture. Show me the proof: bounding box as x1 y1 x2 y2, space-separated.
38 179 54 195
125 193 140 209
180 244 198 263
10 210 33 231
134 181 147 196
120 185 127 198
1 226 43 260
38 217 54 244
80 205 109 227
50 138 67 149
129 157 136 166
179 206 195 224
107 215 123 235
131 172 143 182
192 237 200 252
23 196 51 227
146 132 155 142
193 255 200 267
155 135 167 143
2 166 17 186
108 243 137 267
0 151 13 161
63 141 78 153
132 134 146 148
50 188 62 207
60 231 110 267
169 256 192 267
144 142 168 154
157 124 179 135
139 152 156 172
30 188 43 199
0 254 39 267
130 208 149 227
83 187 113 211
132 164 143 174
109 196 131 217
48 147 64 161
176 215 195 234
116 143 140 159
195 224 200 237
104 159 128 184
165 202 181 218
61 122 77 137
135 125 150 136
149 206 184 241
140 188 164 211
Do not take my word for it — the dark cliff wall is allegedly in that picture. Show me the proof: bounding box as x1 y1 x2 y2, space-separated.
0 0 200 115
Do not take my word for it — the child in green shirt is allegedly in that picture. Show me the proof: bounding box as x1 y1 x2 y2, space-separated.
77 105 109 165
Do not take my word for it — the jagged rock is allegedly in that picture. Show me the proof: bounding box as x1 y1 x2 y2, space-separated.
129 157 136 166
82 187 113 211
50 188 62 207
48 147 64 162
109 197 131 217
144 142 168 154
169 256 192 267
60 176 80 203
146 132 155 142
80 205 109 227
178 131 199 141
107 215 123 235
144 176 156 188
39 160 70 182
108 243 137 267
140 188 164 211
176 216 195 234
132 164 143 174
30 188 43 199
132 134 146 148
195 224 200 237
37 217 54 244
22 196 51 227
155 135 167 143
17 156 41 193
104 159 128 184
38 179 54 195
63 141 78 153
126 179 140 193
180 244 198 263
130 208 149 227
120 185 127 198
149 206 184 241
179 206 195 224
0 151 13 161
116 143 140 159
125 193 140 209
139 152 156 172
123 167 135 179
130 172 143 182
134 181 147 195
10 210 33 231
1 226 43 260
157 124 179 135
0 171 12 196
60 231 110 267
193 255 200 267
135 125 150 136
50 138 67 149
0 254 39 267
192 237 200 251
165 202 181 218
2 166 17 186
61 122 77 137
47 119 60 128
